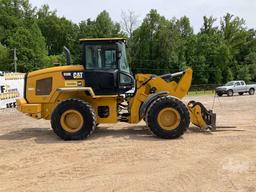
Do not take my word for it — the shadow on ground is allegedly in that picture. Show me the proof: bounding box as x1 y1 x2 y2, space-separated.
0 125 159 144
0 125 243 144
187 125 243 134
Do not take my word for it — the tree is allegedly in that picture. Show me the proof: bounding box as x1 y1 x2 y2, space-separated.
79 19 96 38
237 65 251 82
130 10 194 75
121 10 139 38
130 9 169 73
95 11 122 37
0 43 11 71
200 16 218 35
37 6 79 56
0 0 48 72
7 22 47 72
1 0 256 84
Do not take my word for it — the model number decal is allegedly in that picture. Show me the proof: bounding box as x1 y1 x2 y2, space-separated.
62 71 84 80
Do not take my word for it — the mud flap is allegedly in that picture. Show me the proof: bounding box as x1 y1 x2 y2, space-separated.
187 101 216 131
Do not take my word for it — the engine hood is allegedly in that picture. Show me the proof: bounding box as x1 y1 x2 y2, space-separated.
216 85 232 90
28 65 84 78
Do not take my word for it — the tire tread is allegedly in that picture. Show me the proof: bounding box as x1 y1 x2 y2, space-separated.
146 96 190 139
51 98 96 140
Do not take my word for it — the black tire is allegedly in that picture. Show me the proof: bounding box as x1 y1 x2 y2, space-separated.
239 92 244 95
51 98 96 140
217 92 223 97
227 89 233 97
249 88 255 95
146 96 190 139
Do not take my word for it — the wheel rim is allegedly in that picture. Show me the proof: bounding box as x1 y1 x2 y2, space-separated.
157 107 181 131
60 110 84 133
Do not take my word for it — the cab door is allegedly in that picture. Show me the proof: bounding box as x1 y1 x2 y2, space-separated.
234 81 241 93
83 43 119 95
240 81 247 92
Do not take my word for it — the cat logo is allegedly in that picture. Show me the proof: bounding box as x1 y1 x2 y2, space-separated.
62 71 84 80
73 72 83 79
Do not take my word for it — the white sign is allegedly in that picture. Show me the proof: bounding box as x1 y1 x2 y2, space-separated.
0 72 25 109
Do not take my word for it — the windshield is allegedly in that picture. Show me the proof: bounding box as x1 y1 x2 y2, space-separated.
117 42 130 74
84 44 117 70
225 81 234 86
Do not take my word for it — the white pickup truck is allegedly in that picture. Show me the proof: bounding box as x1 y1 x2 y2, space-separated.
215 80 256 96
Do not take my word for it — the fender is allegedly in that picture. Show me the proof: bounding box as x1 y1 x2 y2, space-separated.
139 91 169 119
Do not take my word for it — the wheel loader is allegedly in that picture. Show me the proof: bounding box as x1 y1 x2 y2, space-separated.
16 38 216 140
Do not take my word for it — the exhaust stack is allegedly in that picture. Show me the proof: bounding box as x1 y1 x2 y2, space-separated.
63 46 71 65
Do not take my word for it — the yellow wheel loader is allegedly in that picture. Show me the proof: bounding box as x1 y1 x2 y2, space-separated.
16 38 216 140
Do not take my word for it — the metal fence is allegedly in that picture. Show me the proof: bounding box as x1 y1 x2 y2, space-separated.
189 84 219 94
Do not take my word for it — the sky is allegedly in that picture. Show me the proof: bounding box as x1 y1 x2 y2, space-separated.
29 0 256 32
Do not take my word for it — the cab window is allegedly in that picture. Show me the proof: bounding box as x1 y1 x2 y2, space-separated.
235 82 240 86
85 44 117 70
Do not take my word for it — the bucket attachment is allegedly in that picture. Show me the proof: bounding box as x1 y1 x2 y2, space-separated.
187 101 216 131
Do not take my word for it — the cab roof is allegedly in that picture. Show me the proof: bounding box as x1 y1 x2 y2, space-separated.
79 37 126 43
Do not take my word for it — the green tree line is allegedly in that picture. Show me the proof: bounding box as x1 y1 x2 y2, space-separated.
1 0 256 84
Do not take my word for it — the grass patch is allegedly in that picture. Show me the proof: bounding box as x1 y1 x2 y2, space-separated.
188 90 215 96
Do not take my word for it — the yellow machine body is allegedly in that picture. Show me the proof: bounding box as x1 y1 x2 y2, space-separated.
17 66 192 123
17 65 213 129
18 65 118 124
16 38 216 140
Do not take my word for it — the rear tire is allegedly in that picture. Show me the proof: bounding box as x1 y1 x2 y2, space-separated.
146 96 190 139
51 98 96 140
249 88 255 95
227 90 233 97
217 92 223 97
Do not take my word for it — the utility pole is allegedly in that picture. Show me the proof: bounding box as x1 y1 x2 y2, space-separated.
14 48 17 72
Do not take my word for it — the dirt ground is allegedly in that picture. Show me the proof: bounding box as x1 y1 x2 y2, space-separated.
0 94 256 192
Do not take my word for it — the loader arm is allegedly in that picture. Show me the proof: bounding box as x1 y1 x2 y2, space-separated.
129 68 193 123
129 67 216 130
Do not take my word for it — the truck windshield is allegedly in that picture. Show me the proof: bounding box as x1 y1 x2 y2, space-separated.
225 82 234 86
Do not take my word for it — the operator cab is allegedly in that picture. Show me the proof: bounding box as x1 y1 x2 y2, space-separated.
80 38 134 95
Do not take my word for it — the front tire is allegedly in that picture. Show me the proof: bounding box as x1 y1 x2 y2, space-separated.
51 99 96 140
146 96 190 139
227 90 233 97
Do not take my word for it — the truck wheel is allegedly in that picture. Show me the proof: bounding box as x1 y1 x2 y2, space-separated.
51 99 96 140
146 96 190 139
239 92 244 95
249 88 255 95
217 92 223 97
227 90 233 97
